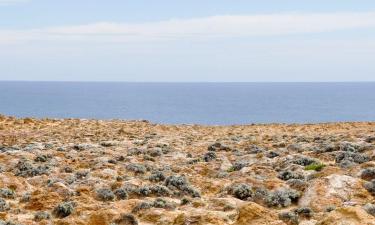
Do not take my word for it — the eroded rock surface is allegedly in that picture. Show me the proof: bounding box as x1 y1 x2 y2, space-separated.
0 115 375 224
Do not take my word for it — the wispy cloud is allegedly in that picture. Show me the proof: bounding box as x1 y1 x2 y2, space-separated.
1 12 375 43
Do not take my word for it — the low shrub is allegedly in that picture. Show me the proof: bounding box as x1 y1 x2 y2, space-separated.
278 171 304 181
363 203 375 217
96 188 115 201
304 163 325 171
114 188 128 200
230 183 253 200
148 171 166 182
265 189 300 208
0 198 9 212
203 152 216 162
364 180 375 195
360 168 375 181
278 211 299 225
126 164 146 174
53 202 74 218
34 211 51 221
112 213 138 225
0 188 15 199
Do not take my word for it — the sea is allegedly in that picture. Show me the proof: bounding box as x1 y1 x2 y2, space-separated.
0 82 374 125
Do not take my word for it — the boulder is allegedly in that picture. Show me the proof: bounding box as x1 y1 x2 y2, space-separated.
299 175 370 212
316 206 375 225
236 202 285 225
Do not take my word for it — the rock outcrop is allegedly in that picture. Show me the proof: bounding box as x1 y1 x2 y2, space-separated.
0 115 374 224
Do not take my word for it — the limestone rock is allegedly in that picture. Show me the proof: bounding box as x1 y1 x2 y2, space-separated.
299 175 370 211
316 206 375 225
236 202 286 225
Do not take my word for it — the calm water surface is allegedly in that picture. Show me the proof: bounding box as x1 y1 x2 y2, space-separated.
0 82 374 125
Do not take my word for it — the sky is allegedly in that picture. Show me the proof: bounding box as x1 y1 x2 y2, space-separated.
0 0 375 82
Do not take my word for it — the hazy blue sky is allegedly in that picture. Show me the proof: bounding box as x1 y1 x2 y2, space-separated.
0 0 375 81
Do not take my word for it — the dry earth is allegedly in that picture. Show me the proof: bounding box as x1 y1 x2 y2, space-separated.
1 115 375 225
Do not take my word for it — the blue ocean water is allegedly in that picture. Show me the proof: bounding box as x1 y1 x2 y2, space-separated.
0 82 374 125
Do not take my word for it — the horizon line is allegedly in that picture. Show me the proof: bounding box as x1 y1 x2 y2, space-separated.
0 80 375 83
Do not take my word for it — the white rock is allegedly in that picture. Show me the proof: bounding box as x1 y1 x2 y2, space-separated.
220 156 232 171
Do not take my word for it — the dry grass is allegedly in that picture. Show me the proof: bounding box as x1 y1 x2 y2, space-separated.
0 130 46 146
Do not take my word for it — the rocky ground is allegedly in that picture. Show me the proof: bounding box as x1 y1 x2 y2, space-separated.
1 115 375 224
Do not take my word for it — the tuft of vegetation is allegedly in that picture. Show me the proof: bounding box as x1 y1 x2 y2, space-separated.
363 203 375 217
96 188 115 201
266 151 280 158
0 188 15 199
53 202 75 218
245 145 263 154
365 136 375 143
0 220 22 225
127 148 144 156
364 180 375 195
152 198 176 210
63 166 73 173
143 155 155 162
180 197 191 205
164 175 200 198
114 188 128 200
230 183 253 200
153 198 167 209
34 154 50 163
360 168 375 181
227 161 249 172
112 213 138 225
292 156 319 166
227 167 235 173
203 151 217 162
232 161 249 171
132 198 176 214
304 163 325 171
0 198 9 212
278 171 304 181
335 152 369 165
138 185 172 197
187 158 201 165
75 170 90 179
20 193 31 203
278 211 299 225
126 163 147 174
286 179 307 191
147 148 162 157
294 207 313 218
14 159 50 177
325 205 336 212
132 202 153 213
165 175 188 189
34 211 51 221
208 142 231 152
148 171 166 182
265 189 300 208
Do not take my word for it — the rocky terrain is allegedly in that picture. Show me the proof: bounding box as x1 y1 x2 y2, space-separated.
1 115 375 224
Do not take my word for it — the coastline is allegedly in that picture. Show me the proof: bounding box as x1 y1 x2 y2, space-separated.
1 115 375 224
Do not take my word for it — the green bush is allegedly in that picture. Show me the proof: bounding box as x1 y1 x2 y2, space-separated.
304 163 325 171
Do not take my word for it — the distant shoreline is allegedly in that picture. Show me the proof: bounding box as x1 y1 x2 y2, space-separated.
1 80 375 83
1 114 375 127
